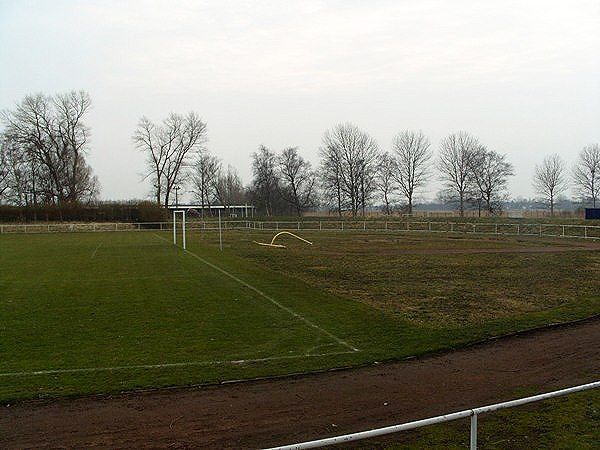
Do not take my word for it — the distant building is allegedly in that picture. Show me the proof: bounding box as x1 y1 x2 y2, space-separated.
167 204 255 218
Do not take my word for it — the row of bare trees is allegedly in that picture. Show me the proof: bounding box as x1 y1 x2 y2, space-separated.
534 146 600 215
320 123 379 217
0 91 99 206
320 125 515 218
250 145 317 216
320 126 598 217
186 144 317 217
193 152 245 215
131 112 318 216
193 124 516 218
437 131 515 217
2 93 597 218
133 112 208 208
132 116 599 217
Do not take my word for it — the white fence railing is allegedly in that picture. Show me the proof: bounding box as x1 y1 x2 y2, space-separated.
1 220 600 240
264 381 600 450
0 222 172 233
223 220 600 240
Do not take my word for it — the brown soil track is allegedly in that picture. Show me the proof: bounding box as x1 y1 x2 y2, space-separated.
2 317 599 449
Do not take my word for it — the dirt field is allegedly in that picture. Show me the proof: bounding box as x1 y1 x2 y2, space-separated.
1 317 598 449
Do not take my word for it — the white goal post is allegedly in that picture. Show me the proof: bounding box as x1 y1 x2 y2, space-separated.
173 210 186 250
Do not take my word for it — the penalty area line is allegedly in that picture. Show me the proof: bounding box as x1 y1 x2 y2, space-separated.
184 248 360 353
153 232 360 353
0 351 359 378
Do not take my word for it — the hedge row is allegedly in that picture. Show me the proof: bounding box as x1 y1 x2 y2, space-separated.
0 202 167 223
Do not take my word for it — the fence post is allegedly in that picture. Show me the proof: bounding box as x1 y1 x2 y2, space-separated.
470 413 478 450
341 221 344 231
320 221 322 231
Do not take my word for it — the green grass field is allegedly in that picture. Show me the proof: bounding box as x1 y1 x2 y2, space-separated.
1 229 598 403
372 388 600 449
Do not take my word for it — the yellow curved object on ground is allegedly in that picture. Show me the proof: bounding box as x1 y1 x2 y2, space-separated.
253 231 313 248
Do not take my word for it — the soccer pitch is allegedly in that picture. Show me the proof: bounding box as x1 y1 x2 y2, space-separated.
1 229 598 402
0 232 373 401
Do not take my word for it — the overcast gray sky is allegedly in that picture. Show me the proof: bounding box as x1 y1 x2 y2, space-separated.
1 0 598 202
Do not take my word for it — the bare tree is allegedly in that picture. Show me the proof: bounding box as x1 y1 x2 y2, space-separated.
572 144 600 207
133 117 162 204
213 165 245 214
391 130 432 214
0 137 11 201
192 149 220 216
469 147 514 216
134 112 207 208
320 123 379 217
251 145 280 216
277 147 316 216
438 131 479 216
0 136 31 205
1 91 99 204
533 154 568 216
375 152 397 215
358 150 379 217
319 140 345 216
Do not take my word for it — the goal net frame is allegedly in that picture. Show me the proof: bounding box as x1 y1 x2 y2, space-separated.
173 210 187 250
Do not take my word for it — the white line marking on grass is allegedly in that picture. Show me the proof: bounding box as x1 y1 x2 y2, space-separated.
305 343 339 355
91 242 102 258
185 249 360 352
153 232 359 352
153 232 171 244
0 351 357 378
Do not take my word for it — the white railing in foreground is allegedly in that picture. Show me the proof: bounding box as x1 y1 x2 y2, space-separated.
264 381 599 450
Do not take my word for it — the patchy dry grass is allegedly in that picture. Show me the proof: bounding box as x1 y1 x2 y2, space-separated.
217 230 600 327
1 229 597 402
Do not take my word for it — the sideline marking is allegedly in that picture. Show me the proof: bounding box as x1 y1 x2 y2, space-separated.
0 351 357 378
153 232 359 352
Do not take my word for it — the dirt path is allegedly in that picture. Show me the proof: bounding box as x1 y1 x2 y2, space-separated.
1 318 599 449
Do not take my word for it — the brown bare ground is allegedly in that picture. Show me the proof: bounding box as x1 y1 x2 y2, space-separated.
308 239 600 257
1 317 599 449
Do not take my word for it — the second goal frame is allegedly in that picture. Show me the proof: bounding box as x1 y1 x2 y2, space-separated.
173 210 186 250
